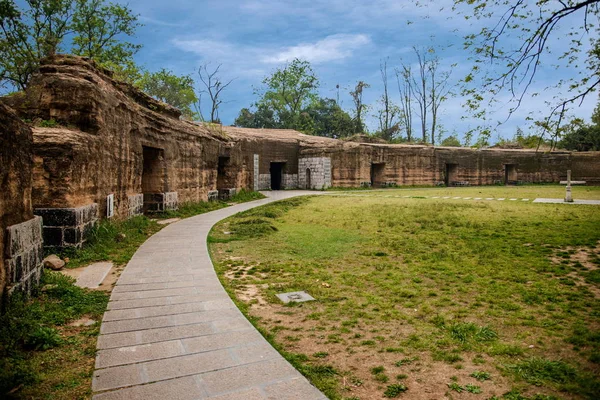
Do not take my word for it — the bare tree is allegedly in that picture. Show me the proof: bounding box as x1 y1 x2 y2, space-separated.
428 57 452 146
411 48 431 143
377 59 400 141
349 80 370 133
197 63 235 123
396 66 414 142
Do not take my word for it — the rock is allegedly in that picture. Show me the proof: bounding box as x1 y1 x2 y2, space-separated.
41 284 58 292
63 257 70 263
115 233 126 242
69 318 96 327
43 254 65 271
157 218 180 225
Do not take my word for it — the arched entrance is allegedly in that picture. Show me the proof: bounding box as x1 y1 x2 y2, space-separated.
306 168 311 189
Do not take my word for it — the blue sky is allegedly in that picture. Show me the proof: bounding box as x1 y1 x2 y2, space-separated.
12 0 600 142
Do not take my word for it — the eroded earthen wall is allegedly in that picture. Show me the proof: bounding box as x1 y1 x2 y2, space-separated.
2 56 231 221
0 102 43 299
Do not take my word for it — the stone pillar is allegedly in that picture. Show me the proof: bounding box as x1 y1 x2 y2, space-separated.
253 154 260 191
35 204 98 249
127 194 144 217
565 170 573 203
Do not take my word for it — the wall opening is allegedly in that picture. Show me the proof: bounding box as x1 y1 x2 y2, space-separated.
445 163 458 186
217 156 231 190
370 163 386 187
270 162 286 190
505 164 518 185
306 168 312 189
142 146 166 194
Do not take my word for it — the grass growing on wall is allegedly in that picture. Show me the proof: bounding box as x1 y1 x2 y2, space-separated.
209 187 600 400
0 272 109 399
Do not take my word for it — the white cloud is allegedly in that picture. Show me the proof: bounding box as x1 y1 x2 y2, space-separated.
261 34 370 64
171 34 371 79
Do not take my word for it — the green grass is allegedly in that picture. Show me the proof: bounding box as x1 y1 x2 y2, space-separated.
0 272 109 398
383 383 408 397
61 191 265 268
209 186 600 399
59 216 162 268
327 185 600 200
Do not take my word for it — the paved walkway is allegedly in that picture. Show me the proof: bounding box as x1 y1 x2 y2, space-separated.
92 191 326 400
533 198 600 205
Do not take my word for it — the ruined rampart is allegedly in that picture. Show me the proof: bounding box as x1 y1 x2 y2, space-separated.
0 55 599 256
0 102 43 299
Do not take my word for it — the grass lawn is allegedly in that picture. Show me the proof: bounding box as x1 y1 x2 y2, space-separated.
209 186 600 400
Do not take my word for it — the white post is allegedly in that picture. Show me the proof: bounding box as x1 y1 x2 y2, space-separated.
565 170 573 203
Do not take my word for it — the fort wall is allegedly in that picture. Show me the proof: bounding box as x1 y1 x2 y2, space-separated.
1 55 599 255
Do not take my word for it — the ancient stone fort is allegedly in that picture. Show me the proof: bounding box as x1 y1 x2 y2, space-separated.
1 55 600 300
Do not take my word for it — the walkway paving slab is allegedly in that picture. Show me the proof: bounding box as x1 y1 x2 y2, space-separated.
76 262 113 289
93 191 325 400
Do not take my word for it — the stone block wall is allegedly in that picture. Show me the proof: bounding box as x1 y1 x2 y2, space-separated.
219 188 237 200
4 217 44 295
143 192 179 213
257 174 272 190
299 157 332 189
282 174 299 189
35 204 98 249
208 190 219 201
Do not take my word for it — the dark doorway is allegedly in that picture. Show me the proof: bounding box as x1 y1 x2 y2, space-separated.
270 162 285 190
217 156 230 190
142 146 166 194
370 163 386 187
306 168 312 189
505 164 517 185
445 163 458 186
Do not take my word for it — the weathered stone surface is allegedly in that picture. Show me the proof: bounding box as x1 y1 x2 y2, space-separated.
0 102 38 300
35 203 98 249
3 56 230 219
43 254 65 271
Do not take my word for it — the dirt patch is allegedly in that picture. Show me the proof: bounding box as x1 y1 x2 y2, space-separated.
551 241 600 298
234 292 517 400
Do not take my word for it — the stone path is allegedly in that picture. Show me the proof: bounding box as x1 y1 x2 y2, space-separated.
93 191 326 400
533 198 600 205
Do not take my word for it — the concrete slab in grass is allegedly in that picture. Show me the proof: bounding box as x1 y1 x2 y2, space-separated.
76 262 113 289
276 291 315 304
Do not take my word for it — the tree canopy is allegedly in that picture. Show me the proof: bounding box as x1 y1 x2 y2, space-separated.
235 58 356 138
452 0 600 140
139 69 198 119
559 100 600 151
0 0 141 89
